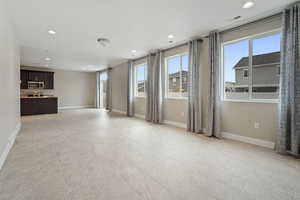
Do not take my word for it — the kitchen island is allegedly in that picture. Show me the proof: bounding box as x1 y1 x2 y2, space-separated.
21 96 58 116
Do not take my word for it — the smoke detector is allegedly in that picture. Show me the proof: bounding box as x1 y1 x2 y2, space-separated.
97 38 111 47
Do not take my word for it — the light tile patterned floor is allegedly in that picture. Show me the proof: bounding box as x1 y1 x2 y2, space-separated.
0 109 299 200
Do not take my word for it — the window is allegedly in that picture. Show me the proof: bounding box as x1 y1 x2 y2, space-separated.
243 69 248 78
166 54 189 98
100 72 107 93
222 31 281 101
135 63 147 97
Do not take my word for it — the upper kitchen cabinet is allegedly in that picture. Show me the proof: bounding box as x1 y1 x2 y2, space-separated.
44 72 54 89
20 70 29 89
20 70 54 89
28 70 43 81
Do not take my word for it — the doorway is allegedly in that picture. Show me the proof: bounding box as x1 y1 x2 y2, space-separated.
99 72 107 109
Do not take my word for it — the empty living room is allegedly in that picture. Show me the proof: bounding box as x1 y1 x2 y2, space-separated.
1 0 300 199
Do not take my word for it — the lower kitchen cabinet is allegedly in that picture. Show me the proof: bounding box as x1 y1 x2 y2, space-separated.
21 97 58 116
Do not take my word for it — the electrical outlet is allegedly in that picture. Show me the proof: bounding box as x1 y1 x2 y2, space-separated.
254 122 260 129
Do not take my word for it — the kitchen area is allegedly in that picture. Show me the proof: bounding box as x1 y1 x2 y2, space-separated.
20 69 58 116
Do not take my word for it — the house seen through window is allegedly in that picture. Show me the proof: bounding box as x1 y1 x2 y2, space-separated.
166 54 189 98
223 32 281 101
135 63 147 97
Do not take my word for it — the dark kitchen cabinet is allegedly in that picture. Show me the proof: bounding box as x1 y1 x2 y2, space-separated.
21 97 58 116
20 70 54 89
20 70 29 89
28 71 43 81
44 72 54 89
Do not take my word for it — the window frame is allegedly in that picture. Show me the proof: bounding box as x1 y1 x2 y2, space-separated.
220 29 281 104
134 63 147 98
165 53 189 100
243 69 249 78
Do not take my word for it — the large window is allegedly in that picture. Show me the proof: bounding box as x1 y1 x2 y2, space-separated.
135 63 147 97
222 31 281 102
166 54 189 98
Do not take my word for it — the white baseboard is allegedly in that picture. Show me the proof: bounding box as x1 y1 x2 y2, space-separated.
59 105 95 110
164 120 186 129
112 109 126 115
222 132 275 149
110 109 274 149
134 114 145 119
0 122 21 170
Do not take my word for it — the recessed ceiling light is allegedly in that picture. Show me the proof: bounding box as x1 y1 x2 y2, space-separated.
168 34 174 39
48 30 56 35
45 57 51 61
131 50 137 54
243 1 254 9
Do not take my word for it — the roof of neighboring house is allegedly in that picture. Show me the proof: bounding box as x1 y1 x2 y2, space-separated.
233 52 280 69
169 71 188 78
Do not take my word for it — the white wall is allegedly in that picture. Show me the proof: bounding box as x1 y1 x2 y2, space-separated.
0 0 21 168
20 66 96 109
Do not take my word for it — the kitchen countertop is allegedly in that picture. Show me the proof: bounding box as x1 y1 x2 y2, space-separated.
21 96 58 99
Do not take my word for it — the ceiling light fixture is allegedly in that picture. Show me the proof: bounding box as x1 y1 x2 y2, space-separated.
45 57 51 61
233 16 242 20
243 1 254 9
97 38 111 47
48 30 56 35
131 50 137 54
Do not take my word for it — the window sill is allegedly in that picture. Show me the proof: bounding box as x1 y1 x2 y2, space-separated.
165 97 188 101
222 99 279 104
135 96 146 99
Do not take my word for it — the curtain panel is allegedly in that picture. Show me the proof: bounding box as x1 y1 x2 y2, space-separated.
106 68 112 111
127 60 135 117
187 40 202 133
277 2 300 156
207 31 222 138
146 51 164 123
96 71 101 109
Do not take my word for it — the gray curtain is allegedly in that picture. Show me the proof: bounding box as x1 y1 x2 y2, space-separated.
96 71 101 108
127 60 135 117
187 40 202 133
146 51 164 123
106 68 112 111
276 2 300 156
207 31 222 138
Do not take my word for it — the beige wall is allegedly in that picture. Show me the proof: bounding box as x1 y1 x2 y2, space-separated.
111 17 280 143
111 38 278 143
129 45 190 123
0 0 21 162
20 66 96 108
200 39 278 142
111 62 128 112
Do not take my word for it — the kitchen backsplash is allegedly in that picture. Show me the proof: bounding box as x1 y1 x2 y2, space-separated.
21 89 55 96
